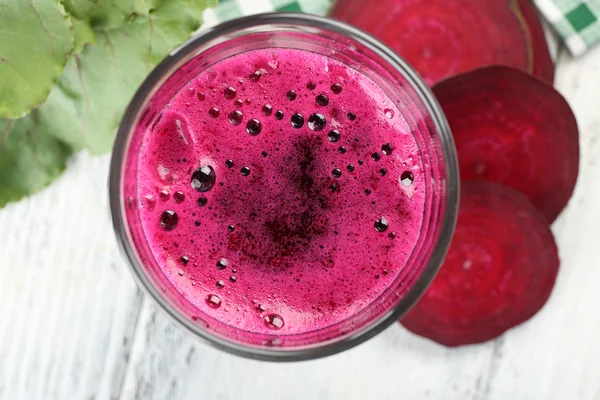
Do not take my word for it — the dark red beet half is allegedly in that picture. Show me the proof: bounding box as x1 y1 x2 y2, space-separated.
433 66 579 222
400 181 559 347
329 0 554 85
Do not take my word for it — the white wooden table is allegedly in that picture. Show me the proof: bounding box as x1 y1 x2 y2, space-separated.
1 17 599 400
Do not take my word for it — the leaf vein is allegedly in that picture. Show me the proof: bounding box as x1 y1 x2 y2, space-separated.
28 0 56 56
0 53 27 82
103 30 124 91
0 119 14 148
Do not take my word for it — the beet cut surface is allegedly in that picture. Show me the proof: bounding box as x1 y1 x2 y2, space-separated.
401 181 559 347
329 0 554 85
433 66 579 222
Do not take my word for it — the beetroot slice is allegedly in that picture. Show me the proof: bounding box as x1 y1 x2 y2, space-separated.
433 66 579 222
516 0 555 82
400 181 559 347
329 0 554 85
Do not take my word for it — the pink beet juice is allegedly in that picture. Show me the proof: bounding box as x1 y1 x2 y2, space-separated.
138 47 423 334
111 15 457 360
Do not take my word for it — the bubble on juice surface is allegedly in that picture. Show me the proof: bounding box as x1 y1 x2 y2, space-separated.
246 119 262 136
371 152 381 161
264 314 285 330
216 258 228 270
374 217 389 232
197 197 208 207
208 107 220 118
384 109 394 119
275 110 284 120
148 112 193 182
143 195 156 210
228 110 243 126
291 113 304 128
286 90 297 100
224 86 237 99
173 191 185 203
332 168 342 178
316 94 329 106
191 166 216 192
216 280 225 289
328 130 340 142
206 294 222 308
382 143 393 155
308 114 327 131
159 189 169 201
180 255 189 264
240 166 251 176
225 159 234 168
347 112 356 121
401 171 415 186
249 71 262 82
331 83 342 94
262 104 273 116
160 210 178 231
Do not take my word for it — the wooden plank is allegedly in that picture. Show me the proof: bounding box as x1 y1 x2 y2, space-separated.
0 153 142 400
119 300 496 400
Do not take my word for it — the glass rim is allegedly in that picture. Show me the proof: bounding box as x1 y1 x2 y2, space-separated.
109 12 459 362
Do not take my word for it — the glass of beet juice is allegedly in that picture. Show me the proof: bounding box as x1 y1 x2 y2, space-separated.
109 13 459 361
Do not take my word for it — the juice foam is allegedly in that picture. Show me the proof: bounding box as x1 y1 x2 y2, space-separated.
136 48 425 334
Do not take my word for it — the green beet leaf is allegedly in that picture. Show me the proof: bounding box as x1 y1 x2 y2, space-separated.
0 116 72 207
0 0 74 119
63 0 151 29
39 0 216 154
72 17 96 54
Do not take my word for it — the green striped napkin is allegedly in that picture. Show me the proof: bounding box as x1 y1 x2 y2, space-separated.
205 0 598 56
534 0 600 55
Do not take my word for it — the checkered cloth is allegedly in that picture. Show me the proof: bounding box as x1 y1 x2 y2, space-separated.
202 0 332 26
534 0 600 55
204 0 598 56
